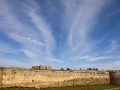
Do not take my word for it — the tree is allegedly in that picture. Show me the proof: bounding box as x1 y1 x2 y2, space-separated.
60 68 64 70
66 68 70 70
95 68 98 71
87 68 92 70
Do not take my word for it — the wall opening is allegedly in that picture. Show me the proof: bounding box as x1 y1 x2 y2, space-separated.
32 80 34 83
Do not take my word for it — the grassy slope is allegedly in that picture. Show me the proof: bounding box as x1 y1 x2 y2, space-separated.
0 84 120 90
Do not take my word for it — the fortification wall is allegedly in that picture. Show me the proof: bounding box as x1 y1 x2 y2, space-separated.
110 72 120 84
0 68 110 88
0 70 2 87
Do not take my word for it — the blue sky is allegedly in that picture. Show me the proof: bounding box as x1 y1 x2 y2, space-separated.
0 0 120 70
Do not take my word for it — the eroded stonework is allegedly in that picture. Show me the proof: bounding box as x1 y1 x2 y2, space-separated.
32 65 51 70
0 66 110 88
110 72 120 84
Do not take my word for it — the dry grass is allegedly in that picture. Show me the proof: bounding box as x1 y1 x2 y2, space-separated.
0 84 120 90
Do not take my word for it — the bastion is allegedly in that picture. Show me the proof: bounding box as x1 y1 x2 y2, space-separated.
0 65 111 88
110 71 120 84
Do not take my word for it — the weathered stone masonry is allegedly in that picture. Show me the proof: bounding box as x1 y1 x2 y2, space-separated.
0 66 110 88
0 69 2 87
32 65 51 70
110 72 120 84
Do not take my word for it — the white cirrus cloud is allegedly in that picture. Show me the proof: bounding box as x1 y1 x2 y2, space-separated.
0 41 13 52
106 39 119 54
0 0 23 32
0 58 31 68
44 57 64 63
22 49 38 60
77 60 120 70
60 0 108 59
24 1 56 56
9 33 43 46
0 0 119 70
75 55 120 61
63 0 106 46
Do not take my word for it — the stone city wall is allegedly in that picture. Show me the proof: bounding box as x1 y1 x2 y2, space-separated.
0 68 110 88
110 72 120 84
0 70 2 87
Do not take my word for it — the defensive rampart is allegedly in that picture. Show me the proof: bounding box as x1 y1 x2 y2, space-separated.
110 72 120 84
0 67 110 88
0 69 2 87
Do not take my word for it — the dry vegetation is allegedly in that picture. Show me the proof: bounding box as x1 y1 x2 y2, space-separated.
0 84 120 90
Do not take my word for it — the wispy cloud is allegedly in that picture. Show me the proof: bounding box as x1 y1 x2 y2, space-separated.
77 60 120 70
0 41 22 54
64 0 105 46
44 57 64 63
22 49 37 60
0 0 53 65
8 34 53 66
0 0 23 32
8 33 44 59
87 56 112 61
0 0 40 40
0 0 120 69
75 55 120 61
0 41 12 52
105 60 120 70
106 39 119 54
24 1 56 56
9 33 43 46
0 58 31 68
0 0 57 62
60 0 107 59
